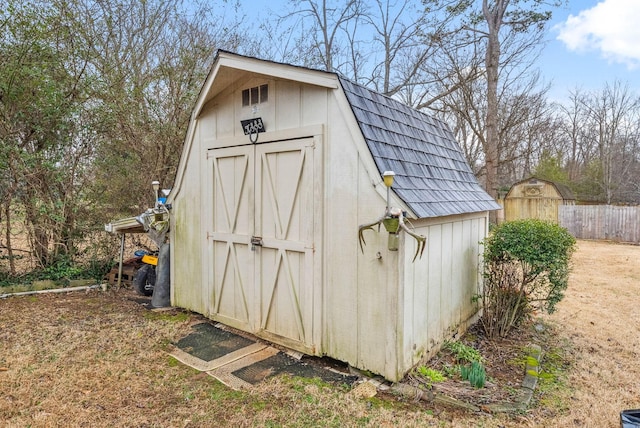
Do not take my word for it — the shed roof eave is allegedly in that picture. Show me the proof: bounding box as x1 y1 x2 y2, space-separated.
217 51 339 89
416 204 501 220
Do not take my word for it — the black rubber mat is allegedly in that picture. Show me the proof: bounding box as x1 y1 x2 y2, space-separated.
232 352 358 386
174 323 254 362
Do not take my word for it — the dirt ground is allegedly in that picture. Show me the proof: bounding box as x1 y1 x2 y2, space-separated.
1 239 639 427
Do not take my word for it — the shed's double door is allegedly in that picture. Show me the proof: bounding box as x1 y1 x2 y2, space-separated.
206 138 317 353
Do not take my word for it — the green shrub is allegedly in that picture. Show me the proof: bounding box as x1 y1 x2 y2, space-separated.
0 255 114 288
481 219 576 338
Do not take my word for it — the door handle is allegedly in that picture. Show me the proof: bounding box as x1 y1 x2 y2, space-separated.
251 236 263 251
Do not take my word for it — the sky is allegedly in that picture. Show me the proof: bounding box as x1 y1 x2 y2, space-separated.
541 0 640 101
236 0 639 103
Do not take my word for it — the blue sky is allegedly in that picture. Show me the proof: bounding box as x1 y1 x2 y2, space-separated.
541 0 640 101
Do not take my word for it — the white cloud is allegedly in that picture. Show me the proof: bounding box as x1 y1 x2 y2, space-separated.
555 0 640 69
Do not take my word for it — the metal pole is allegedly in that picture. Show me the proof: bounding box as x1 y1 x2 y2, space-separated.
117 233 125 289
386 186 391 214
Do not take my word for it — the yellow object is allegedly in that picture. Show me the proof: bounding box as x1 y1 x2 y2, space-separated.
382 170 395 187
141 254 158 266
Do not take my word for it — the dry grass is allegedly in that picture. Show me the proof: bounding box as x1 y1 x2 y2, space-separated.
531 240 640 427
1 239 639 427
0 292 439 427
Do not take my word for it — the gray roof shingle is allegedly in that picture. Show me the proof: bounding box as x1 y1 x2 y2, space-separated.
339 77 500 218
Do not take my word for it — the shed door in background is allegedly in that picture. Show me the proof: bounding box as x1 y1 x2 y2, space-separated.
208 138 316 352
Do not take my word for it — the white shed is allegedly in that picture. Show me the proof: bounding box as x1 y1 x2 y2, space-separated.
167 51 500 381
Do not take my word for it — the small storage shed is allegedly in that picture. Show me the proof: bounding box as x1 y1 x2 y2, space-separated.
504 177 575 223
167 51 500 381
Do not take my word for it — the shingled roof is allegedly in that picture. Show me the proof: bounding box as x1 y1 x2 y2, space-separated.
339 77 500 218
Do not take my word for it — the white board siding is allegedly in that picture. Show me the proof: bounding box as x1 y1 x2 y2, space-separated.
319 119 367 365
323 208 488 381
276 80 302 129
354 164 401 378
319 90 407 376
426 223 443 352
217 94 236 137
397 212 487 376
171 119 205 314
301 86 328 126
172 193 205 313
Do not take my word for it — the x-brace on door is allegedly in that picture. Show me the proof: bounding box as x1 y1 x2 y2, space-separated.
206 137 317 353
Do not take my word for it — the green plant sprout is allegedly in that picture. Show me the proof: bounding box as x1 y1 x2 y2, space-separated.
460 361 486 389
416 366 446 385
443 340 484 364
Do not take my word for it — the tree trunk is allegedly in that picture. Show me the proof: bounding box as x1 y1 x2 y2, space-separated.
24 205 51 268
3 201 16 275
483 0 508 223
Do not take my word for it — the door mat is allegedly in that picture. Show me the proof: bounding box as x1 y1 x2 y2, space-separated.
175 322 255 361
169 322 358 390
232 352 357 385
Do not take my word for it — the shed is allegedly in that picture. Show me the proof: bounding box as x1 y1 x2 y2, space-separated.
504 177 575 223
167 51 500 381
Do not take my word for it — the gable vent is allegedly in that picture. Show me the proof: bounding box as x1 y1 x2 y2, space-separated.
242 84 268 106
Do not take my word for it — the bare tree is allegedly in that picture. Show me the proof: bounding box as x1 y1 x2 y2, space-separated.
553 88 609 186
363 0 428 95
418 0 562 222
280 0 365 72
364 1 479 107
276 0 456 106
477 0 561 205
57 0 245 213
551 83 640 204
496 72 558 182
578 81 640 203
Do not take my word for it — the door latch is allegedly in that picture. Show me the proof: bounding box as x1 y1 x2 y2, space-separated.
250 236 263 251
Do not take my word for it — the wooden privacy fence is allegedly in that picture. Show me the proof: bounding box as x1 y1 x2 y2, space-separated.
559 205 640 244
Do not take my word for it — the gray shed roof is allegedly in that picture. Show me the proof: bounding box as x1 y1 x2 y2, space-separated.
339 77 500 218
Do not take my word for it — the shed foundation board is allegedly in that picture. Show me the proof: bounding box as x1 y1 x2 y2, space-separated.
207 346 281 389
169 343 268 372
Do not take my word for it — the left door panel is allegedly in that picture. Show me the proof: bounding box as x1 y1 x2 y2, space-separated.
207 145 254 332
